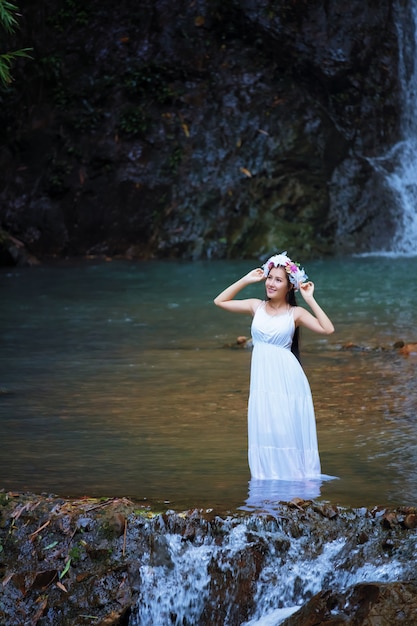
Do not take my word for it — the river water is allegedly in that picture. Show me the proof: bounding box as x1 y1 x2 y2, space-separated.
1 256 417 513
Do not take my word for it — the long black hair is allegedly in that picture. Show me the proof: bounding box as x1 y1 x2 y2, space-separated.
267 268 301 362
286 285 301 363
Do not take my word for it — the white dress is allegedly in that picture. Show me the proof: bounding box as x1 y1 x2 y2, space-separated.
248 301 321 480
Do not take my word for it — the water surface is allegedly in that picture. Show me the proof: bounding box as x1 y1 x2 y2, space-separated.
1 256 416 511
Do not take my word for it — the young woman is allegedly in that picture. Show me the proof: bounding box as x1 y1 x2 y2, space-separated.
214 252 334 481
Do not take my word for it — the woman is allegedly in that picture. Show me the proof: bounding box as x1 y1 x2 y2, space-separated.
214 252 334 481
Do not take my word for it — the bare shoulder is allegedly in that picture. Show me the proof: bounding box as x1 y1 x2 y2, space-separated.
292 305 302 318
248 298 263 315
292 305 310 323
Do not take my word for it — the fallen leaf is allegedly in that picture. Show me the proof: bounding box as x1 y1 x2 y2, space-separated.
2 572 13 587
59 558 71 580
31 597 48 625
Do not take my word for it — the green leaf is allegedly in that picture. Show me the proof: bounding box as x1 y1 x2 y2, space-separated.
0 0 19 34
0 48 32 85
0 0 33 85
59 557 72 579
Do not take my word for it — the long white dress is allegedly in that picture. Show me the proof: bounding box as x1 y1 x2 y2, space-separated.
247 301 321 480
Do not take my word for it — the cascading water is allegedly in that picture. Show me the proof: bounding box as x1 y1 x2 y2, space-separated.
127 507 417 626
369 1 417 255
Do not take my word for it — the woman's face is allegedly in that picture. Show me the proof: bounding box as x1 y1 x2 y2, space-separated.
265 266 291 300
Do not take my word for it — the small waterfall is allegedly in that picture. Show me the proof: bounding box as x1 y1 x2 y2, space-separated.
130 532 213 625
127 508 416 626
369 1 417 255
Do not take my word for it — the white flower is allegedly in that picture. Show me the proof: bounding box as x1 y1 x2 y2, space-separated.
262 251 308 290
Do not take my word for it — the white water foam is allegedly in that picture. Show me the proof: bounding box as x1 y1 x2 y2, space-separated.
129 517 409 626
241 544 406 626
130 533 213 625
242 606 300 626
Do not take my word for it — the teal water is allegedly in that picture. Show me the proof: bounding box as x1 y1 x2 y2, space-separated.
1 256 417 511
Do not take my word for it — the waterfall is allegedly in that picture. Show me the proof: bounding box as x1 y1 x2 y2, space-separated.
127 509 416 626
368 1 417 255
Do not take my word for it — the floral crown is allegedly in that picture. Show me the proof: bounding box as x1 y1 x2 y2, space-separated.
262 251 308 291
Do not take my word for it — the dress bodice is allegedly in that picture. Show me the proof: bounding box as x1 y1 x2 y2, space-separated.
251 301 294 350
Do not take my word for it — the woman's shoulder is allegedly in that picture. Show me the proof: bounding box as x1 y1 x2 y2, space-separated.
292 304 313 326
250 298 264 315
290 305 303 319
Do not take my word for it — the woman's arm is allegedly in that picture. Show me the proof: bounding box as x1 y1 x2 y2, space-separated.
294 281 335 335
214 268 264 315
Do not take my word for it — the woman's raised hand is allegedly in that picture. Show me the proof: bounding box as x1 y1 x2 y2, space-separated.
214 268 264 311
299 281 315 299
244 268 265 283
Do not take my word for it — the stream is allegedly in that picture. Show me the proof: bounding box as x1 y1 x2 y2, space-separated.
1 256 417 624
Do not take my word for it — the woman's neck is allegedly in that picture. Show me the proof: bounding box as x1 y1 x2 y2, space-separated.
267 299 287 312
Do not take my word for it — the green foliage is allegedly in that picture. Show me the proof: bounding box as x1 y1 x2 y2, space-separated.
0 0 19 32
48 0 89 31
118 63 183 138
0 46 31 87
168 146 183 172
72 106 103 131
46 157 73 196
68 542 86 562
119 105 150 136
0 1 31 86
39 54 62 82
124 63 178 104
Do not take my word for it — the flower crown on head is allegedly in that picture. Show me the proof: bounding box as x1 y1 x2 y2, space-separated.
262 251 308 291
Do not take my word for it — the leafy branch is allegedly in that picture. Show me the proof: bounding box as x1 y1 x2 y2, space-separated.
0 0 31 86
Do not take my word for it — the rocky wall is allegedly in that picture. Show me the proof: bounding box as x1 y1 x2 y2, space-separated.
0 0 401 264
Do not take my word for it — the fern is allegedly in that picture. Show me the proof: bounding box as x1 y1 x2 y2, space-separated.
0 0 32 85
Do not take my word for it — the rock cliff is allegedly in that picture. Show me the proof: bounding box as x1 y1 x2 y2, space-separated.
0 0 403 264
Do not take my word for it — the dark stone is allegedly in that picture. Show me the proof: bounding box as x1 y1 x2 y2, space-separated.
0 0 402 265
282 582 417 626
1 493 417 625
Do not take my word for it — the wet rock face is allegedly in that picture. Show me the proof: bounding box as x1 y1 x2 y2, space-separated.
1 493 417 625
282 582 417 626
0 0 400 263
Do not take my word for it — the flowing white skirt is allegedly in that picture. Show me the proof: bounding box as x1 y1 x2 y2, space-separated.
248 342 321 480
